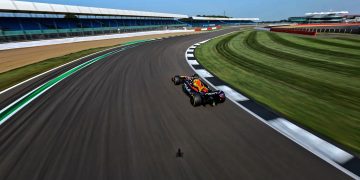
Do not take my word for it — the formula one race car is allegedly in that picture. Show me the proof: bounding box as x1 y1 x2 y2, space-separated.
172 74 226 106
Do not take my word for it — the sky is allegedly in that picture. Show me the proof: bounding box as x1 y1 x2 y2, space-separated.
21 0 360 21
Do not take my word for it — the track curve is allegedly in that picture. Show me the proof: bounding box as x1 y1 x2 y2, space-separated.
0 28 351 179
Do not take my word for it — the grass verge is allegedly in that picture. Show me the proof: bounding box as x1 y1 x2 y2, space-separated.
0 45 117 92
195 29 360 155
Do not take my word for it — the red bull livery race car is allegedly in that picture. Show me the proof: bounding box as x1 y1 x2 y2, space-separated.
172 74 226 106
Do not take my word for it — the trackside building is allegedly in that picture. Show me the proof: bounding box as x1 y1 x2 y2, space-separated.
0 0 187 42
288 11 360 23
0 1 260 43
183 16 260 27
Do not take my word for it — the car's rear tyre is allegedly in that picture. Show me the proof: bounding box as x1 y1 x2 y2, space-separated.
209 97 216 106
173 76 181 85
190 94 202 106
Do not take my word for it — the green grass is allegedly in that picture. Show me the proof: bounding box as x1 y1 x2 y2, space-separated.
268 32 360 59
0 45 116 91
305 38 360 50
0 38 154 92
195 29 360 155
337 37 360 44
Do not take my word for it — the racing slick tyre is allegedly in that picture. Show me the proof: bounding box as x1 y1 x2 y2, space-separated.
190 94 202 106
173 76 181 85
208 97 216 106
192 73 199 79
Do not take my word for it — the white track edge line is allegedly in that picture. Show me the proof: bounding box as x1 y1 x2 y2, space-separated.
0 46 131 125
0 45 121 95
0 38 160 95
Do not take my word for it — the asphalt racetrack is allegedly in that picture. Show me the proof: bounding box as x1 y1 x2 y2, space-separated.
0 28 351 179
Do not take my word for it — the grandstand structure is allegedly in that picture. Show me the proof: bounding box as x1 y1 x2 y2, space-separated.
182 16 259 27
0 0 187 42
288 11 360 23
0 0 260 43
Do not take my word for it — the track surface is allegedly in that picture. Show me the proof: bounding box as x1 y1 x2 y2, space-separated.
0 28 351 179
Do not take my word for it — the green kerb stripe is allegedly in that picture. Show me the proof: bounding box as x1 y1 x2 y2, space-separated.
0 39 150 123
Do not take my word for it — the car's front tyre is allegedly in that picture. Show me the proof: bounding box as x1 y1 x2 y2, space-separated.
173 75 181 85
192 73 199 79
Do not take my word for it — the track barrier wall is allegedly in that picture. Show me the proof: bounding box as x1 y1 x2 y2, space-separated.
0 29 193 51
270 28 317 36
194 26 222 32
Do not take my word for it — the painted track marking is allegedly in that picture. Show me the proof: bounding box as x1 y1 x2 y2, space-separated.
185 37 360 179
0 40 152 126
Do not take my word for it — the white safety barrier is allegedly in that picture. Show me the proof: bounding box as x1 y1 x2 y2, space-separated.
0 29 193 51
254 27 271 31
